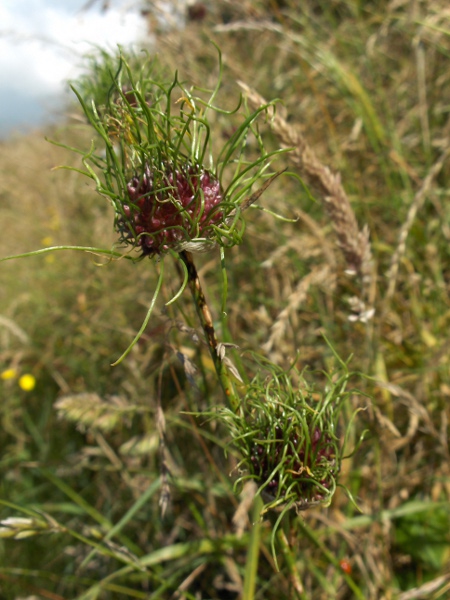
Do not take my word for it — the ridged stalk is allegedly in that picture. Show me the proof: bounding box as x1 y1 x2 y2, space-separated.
179 250 240 412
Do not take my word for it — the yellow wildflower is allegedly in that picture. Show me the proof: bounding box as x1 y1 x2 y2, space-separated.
19 374 36 392
1 368 17 381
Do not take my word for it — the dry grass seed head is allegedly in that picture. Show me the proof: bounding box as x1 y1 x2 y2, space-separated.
239 81 373 287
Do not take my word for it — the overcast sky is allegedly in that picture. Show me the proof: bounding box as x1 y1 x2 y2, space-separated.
0 0 149 138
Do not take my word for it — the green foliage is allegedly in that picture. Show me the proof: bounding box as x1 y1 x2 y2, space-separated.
65 46 285 257
213 356 351 512
394 502 450 577
1 0 450 598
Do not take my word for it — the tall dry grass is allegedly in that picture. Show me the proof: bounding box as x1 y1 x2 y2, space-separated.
1 1 450 598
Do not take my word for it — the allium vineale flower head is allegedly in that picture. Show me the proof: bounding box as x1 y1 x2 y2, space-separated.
118 161 223 256
215 357 350 513
69 48 284 259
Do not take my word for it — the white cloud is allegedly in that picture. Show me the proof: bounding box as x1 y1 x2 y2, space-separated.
0 0 148 134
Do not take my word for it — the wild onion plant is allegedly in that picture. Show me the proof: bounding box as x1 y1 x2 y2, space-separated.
57 48 287 409
1 48 353 548
219 355 349 513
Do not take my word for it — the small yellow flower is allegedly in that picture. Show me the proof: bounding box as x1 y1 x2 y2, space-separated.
1 368 17 381
41 236 53 246
19 374 36 392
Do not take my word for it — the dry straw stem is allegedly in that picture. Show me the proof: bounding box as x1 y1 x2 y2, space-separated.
232 480 257 537
0 315 30 345
262 265 332 356
397 574 450 600
385 144 450 305
238 81 372 284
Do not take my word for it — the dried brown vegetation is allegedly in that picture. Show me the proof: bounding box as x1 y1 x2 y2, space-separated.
1 0 450 598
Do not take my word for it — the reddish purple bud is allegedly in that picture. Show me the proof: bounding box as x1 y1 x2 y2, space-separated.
117 162 223 255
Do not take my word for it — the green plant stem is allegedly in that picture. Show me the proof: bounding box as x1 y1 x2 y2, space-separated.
178 250 240 411
297 518 365 600
277 528 305 599
242 494 263 600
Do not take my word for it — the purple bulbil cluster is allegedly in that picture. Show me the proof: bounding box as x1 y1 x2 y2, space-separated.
249 422 336 506
117 162 223 255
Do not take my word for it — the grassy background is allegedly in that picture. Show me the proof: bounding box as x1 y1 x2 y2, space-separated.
1 1 450 598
